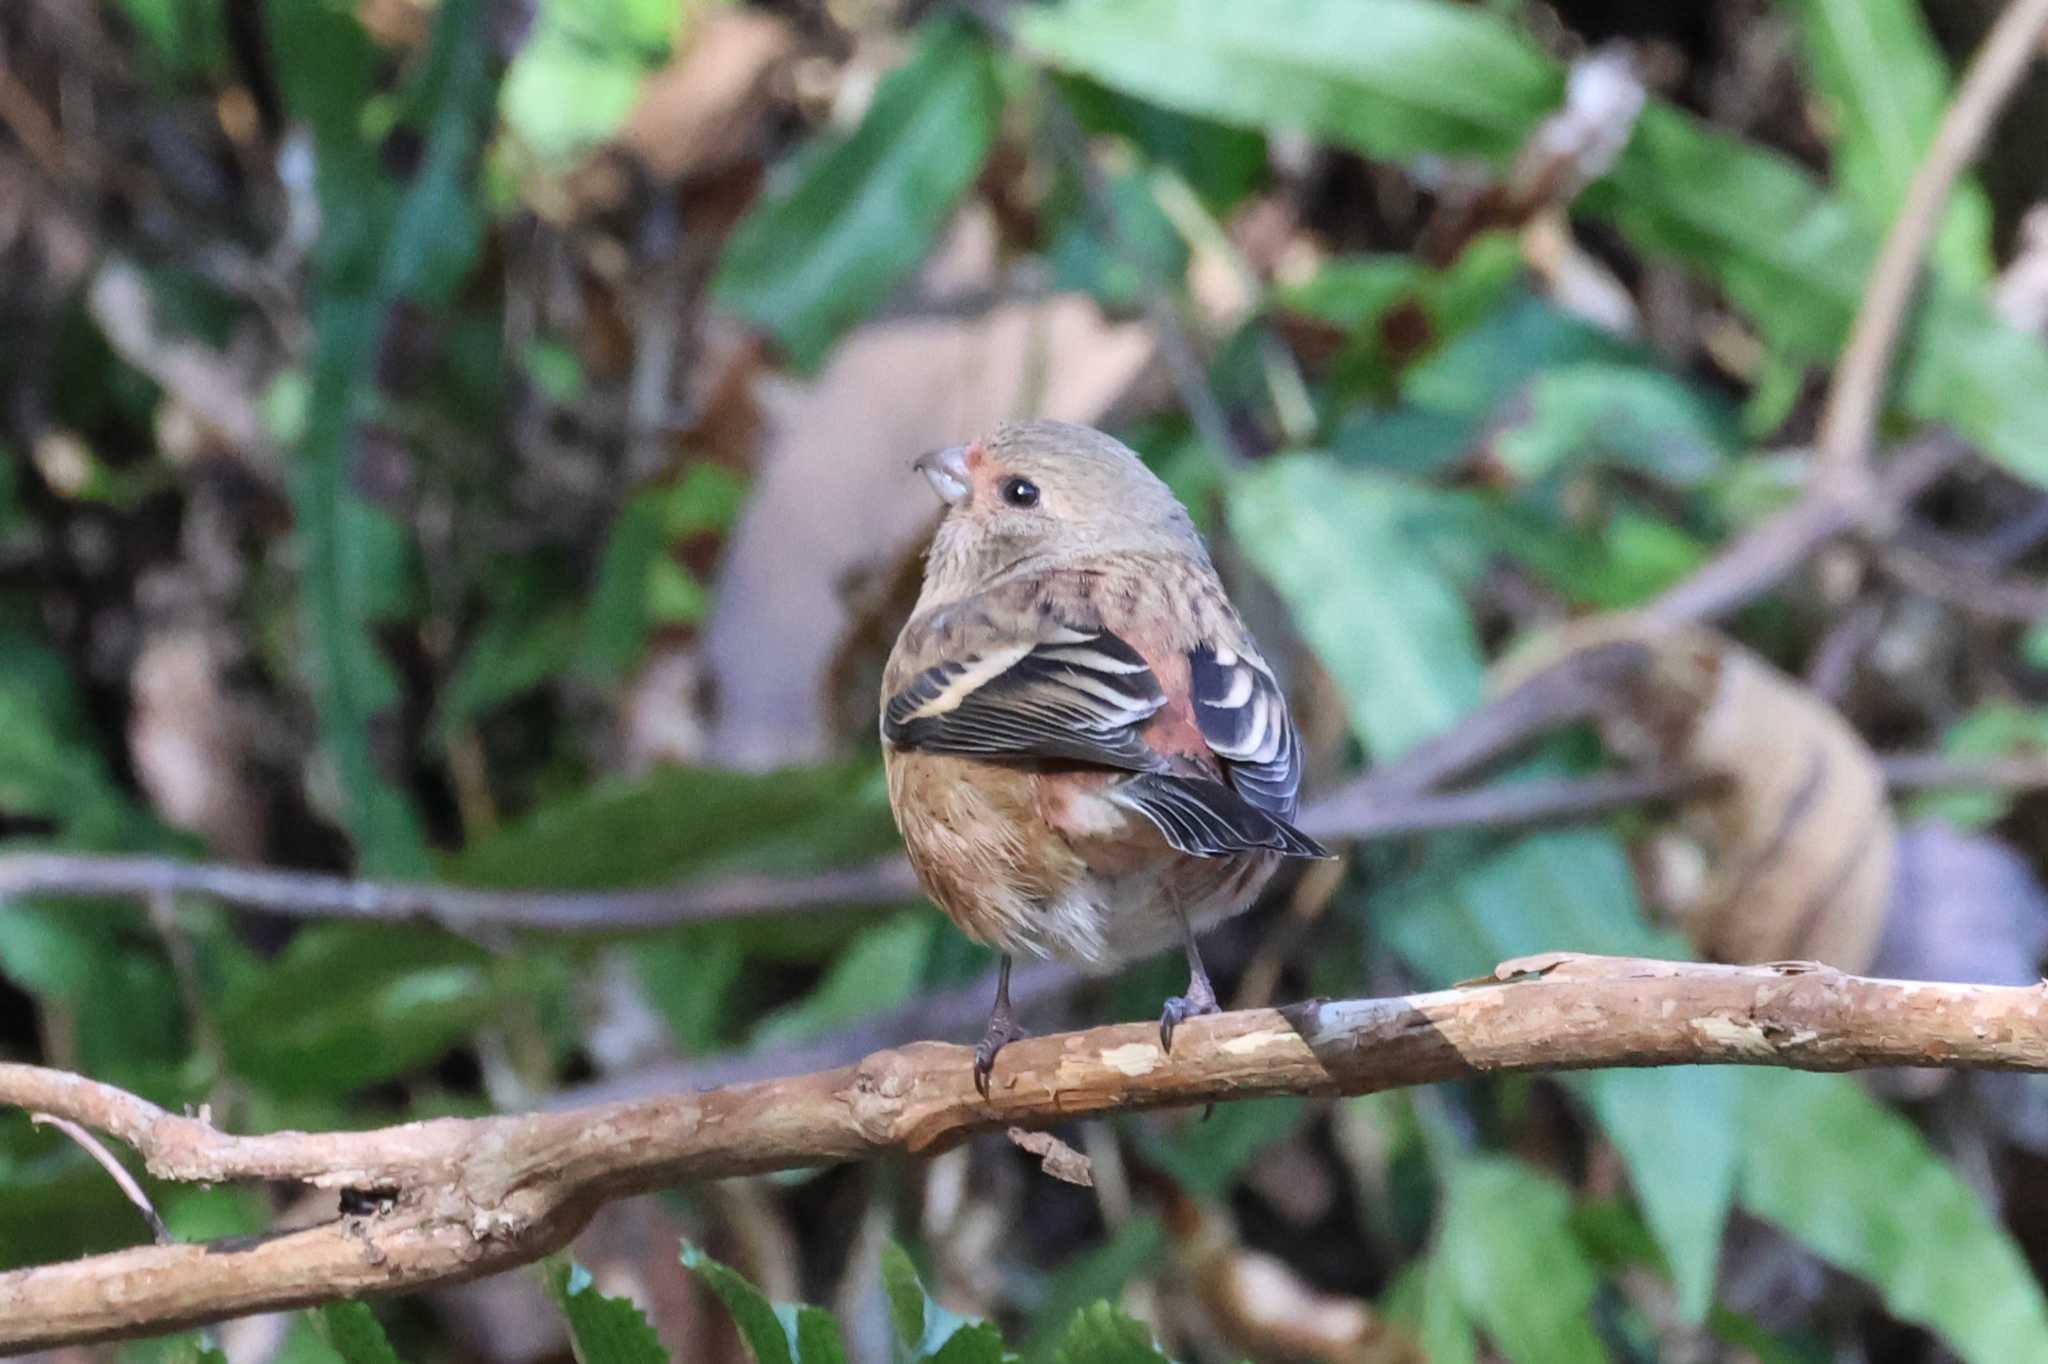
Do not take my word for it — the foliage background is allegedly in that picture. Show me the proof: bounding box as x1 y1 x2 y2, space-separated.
6 0 2048 1360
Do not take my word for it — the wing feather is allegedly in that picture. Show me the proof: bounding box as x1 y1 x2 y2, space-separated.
1189 641 1306 820
882 626 1168 771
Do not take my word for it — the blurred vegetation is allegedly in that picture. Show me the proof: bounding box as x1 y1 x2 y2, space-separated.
7 0 2048 1360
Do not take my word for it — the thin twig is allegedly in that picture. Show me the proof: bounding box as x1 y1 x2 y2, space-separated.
1812 0 2048 492
1295 768 1718 843
1647 431 1966 626
1877 751 2048 791
28 1113 170 1245
6 954 2048 1349
7 741 2047 935
0 853 921 930
1038 89 1244 468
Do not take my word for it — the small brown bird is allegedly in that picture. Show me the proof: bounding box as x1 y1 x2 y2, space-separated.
880 420 1329 1094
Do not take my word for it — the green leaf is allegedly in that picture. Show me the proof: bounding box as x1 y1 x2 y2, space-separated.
1046 1302 1170 1364
1438 1158 1609 1364
579 466 749 681
1377 827 1733 1322
683 1244 847 1364
1783 0 1991 283
433 600 581 745
545 1258 670 1364
1401 292 1638 419
752 913 935 1048
1140 1096 1310 1197
1592 102 2048 487
1057 77 1268 211
444 760 900 890
0 626 169 850
714 20 1000 370
1228 455 1486 758
1578 1068 1739 1320
272 0 496 873
1382 1250 1476 1364
1910 704 2048 829
1020 1218 1165 1364
313 1302 406 1364
1740 1071 2048 1364
1492 363 1736 487
214 926 500 1095
501 0 682 163
1020 0 1559 163
634 928 745 1052
1026 0 2048 490
880 1243 1009 1364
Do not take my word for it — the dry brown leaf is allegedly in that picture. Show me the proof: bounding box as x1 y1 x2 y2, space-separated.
1007 1127 1094 1187
128 624 267 863
699 209 1155 768
1163 1186 1423 1364
555 12 798 221
1492 614 1895 971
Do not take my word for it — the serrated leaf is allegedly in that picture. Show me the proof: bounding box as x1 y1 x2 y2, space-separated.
1740 1071 2048 1363
1047 1302 1170 1364
1439 1158 1608 1364
314 1302 406 1364
545 1258 670 1364
1228 455 1486 758
714 20 999 370
684 1244 847 1364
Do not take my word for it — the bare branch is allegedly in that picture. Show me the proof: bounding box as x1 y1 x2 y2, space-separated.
0 853 921 931
28 1114 170 1245
7 954 2048 1349
1812 0 2048 492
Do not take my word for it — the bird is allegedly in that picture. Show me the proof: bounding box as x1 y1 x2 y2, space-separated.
879 420 1330 1096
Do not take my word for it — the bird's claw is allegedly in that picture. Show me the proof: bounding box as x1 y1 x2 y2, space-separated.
1158 990 1220 1053
973 1015 1031 1098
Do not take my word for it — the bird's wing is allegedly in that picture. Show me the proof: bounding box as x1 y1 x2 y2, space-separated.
882 617 1169 771
1188 640 1307 822
1106 771 1327 859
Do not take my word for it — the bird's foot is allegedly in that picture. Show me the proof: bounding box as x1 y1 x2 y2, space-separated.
1158 978 1221 1053
974 1012 1032 1099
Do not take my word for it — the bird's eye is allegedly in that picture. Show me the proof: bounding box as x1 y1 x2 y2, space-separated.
1000 477 1040 508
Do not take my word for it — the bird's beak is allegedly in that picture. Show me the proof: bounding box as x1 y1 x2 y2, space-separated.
913 445 972 506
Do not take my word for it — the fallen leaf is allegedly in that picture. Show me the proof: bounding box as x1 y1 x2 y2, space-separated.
1163 1182 1423 1364
1008 1127 1094 1187
1493 614 1896 970
698 208 1155 768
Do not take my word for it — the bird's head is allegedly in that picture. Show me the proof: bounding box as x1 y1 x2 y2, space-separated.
913 421 1207 602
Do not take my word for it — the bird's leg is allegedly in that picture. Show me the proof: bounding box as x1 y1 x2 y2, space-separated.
974 955 1030 1098
1158 905 1221 1052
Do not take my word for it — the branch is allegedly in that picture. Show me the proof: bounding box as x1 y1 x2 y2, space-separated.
0 852 920 931
1812 0 2048 492
7 953 2048 1349
6 745 2043 934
